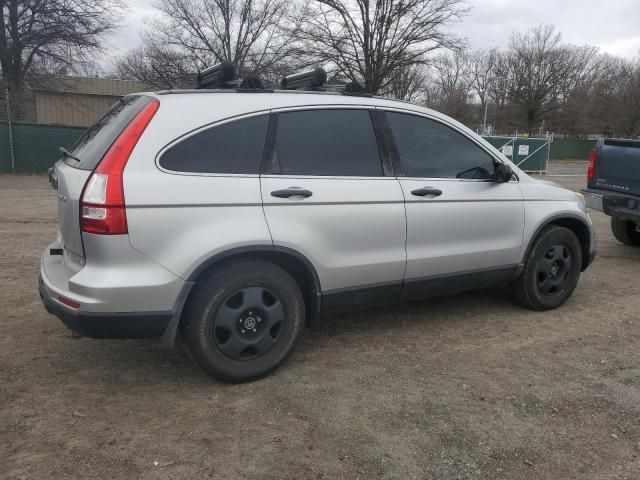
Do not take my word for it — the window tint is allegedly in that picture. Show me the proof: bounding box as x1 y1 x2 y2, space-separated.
68 95 154 171
386 112 495 179
273 109 383 176
159 115 268 174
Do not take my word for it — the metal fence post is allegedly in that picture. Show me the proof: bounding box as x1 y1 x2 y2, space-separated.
5 86 16 173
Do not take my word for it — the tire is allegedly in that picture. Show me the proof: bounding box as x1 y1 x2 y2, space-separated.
512 226 582 311
611 216 640 246
181 260 305 383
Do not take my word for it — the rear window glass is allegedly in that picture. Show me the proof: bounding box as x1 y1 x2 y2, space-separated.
159 115 269 174
66 95 154 170
272 109 383 177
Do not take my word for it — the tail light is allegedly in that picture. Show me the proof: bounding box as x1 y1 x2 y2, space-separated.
587 148 598 181
81 98 159 234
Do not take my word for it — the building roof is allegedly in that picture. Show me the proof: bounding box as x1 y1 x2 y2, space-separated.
30 76 154 97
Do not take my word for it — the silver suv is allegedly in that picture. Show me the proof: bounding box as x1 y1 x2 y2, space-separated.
39 89 596 382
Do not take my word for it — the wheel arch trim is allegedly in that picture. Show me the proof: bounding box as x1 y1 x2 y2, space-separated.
516 212 594 279
160 245 322 347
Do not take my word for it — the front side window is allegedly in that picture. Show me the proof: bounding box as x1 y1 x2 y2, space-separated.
386 112 495 179
159 115 268 174
272 109 383 176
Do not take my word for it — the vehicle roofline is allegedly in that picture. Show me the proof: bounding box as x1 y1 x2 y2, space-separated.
133 88 430 109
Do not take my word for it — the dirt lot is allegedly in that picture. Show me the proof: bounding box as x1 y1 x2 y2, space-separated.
1 163 639 479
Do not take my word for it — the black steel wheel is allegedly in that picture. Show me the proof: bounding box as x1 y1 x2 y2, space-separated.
182 260 305 383
513 225 582 310
210 286 285 361
534 244 574 297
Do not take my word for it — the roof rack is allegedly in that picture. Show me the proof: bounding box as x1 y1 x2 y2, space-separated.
280 68 327 91
191 63 371 96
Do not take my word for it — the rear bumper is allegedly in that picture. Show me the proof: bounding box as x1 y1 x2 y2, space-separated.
39 237 186 339
39 276 171 338
582 188 640 222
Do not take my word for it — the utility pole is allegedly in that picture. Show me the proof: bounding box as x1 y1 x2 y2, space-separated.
482 100 489 135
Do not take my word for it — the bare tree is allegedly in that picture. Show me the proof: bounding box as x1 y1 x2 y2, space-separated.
293 0 466 94
115 45 194 89
593 57 640 137
0 0 122 117
145 0 296 78
380 64 429 102
429 48 473 122
469 48 498 119
506 24 601 133
550 45 605 136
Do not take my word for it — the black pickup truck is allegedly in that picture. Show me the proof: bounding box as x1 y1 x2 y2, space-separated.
583 138 640 246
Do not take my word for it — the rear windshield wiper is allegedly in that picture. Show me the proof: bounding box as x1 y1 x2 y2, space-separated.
59 146 81 163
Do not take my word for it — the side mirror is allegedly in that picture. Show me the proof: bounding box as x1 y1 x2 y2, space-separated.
495 163 513 183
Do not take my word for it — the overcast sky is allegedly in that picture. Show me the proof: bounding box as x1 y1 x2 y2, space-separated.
107 0 640 70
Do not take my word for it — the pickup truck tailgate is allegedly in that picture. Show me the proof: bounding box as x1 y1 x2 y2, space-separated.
588 139 640 196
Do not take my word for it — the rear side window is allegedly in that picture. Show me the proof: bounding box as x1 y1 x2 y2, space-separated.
159 115 268 174
68 95 154 171
272 109 383 176
386 112 495 179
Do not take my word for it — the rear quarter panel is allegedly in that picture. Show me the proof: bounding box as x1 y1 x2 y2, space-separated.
122 96 273 279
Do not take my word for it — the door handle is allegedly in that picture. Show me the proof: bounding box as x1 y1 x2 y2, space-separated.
271 187 313 199
411 187 442 197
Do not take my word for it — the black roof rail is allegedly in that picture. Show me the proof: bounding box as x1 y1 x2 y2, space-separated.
280 67 327 91
195 61 236 89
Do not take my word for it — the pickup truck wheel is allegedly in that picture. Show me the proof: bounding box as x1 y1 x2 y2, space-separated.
611 216 640 246
182 261 305 383
513 226 582 311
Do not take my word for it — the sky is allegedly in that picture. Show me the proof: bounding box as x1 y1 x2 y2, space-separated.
107 0 640 70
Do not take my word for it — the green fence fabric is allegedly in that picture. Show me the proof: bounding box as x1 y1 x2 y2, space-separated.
0 121 85 173
483 136 550 172
549 139 595 160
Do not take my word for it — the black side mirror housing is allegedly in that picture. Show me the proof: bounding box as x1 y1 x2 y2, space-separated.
495 163 513 183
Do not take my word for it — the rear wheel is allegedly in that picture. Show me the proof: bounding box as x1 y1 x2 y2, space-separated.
182 261 305 383
611 216 640 246
512 226 582 311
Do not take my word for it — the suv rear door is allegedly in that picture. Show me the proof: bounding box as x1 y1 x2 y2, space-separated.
260 107 406 309
51 95 156 267
383 109 524 298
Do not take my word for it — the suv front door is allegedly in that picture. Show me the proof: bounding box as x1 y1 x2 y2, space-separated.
260 107 406 309
383 109 524 299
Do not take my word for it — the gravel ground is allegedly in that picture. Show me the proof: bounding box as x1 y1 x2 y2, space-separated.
1 162 639 479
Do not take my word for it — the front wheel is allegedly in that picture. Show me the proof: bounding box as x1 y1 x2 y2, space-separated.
611 216 640 246
182 260 305 383
512 226 582 311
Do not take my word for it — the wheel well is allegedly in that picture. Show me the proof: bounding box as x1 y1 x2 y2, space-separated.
188 250 321 324
546 217 591 270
